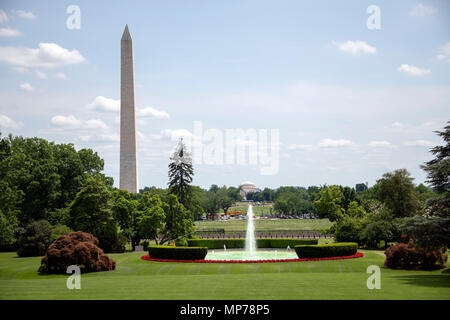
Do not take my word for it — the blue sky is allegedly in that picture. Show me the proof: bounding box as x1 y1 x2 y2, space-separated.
0 0 449 190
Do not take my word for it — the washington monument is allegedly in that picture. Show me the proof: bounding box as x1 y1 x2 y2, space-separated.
120 25 138 193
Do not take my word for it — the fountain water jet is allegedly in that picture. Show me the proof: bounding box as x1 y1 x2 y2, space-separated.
244 204 257 258
205 204 297 261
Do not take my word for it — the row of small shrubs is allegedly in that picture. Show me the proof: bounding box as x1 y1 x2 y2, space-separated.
295 243 358 258
187 238 318 249
148 245 208 260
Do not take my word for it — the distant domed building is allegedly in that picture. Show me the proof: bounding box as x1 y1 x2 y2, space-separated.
239 181 261 200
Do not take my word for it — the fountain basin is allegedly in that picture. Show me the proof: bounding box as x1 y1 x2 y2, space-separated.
206 249 296 261
141 251 364 263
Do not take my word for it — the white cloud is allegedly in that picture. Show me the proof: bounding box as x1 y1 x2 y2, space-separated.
287 144 314 151
397 64 431 76
0 43 85 68
391 121 406 128
55 72 67 79
0 27 21 37
437 42 450 62
11 9 36 20
85 97 170 119
12 66 26 73
368 140 393 148
19 82 33 91
160 129 193 140
51 115 108 129
318 138 354 148
410 4 437 17
334 40 376 55
35 70 47 79
0 9 8 23
86 96 120 112
0 114 22 129
404 140 435 147
79 133 119 142
137 106 170 119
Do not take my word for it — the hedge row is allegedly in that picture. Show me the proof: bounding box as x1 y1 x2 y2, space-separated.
294 242 358 259
187 238 318 249
148 246 208 260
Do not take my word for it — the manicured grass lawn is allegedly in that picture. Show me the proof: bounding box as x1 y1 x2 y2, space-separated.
195 218 332 232
0 250 449 299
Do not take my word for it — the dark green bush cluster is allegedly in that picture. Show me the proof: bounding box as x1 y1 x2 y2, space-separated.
295 242 358 258
187 238 318 249
187 239 244 249
257 238 318 248
148 245 208 260
17 220 53 257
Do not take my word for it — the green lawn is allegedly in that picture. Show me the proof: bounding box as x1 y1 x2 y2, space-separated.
0 250 448 299
195 218 332 232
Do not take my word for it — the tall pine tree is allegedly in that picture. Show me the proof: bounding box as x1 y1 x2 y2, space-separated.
401 122 450 248
168 139 193 209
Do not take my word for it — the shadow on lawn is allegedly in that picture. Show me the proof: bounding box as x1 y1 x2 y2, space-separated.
394 273 450 288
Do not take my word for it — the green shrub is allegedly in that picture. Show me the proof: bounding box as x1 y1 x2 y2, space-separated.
50 224 73 243
140 240 150 251
187 238 318 249
148 245 208 260
17 220 53 257
333 216 364 244
257 238 318 248
175 237 188 247
187 239 244 249
295 242 358 258
109 232 128 253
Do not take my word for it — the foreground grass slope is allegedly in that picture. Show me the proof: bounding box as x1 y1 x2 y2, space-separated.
0 251 449 300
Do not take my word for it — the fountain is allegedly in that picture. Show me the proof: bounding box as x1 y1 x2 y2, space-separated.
205 204 298 261
244 204 257 258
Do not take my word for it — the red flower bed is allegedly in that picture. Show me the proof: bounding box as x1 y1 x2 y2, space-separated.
140 252 364 263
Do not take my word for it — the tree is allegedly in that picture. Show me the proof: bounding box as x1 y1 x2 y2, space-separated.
189 186 205 220
68 176 120 252
227 186 243 202
420 122 450 217
0 134 21 247
274 198 290 216
203 188 220 218
3 134 111 226
138 194 166 244
333 216 363 244
217 186 234 214
376 169 420 218
17 220 53 257
346 201 366 218
168 139 193 209
339 186 359 210
314 185 344 221
400 123 450 249
112 189 139 248
160 194 194 245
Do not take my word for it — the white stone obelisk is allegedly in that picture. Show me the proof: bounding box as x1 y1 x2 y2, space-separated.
120 25 138 193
